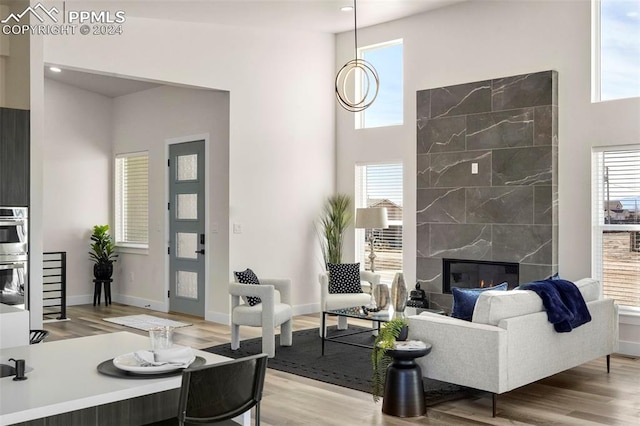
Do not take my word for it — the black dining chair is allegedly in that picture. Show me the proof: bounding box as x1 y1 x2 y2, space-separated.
148 353 268 426
29 330 49 344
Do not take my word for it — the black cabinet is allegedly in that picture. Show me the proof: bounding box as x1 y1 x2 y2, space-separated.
0 108 30 206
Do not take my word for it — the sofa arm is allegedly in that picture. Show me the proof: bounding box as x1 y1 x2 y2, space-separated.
407 313 508 394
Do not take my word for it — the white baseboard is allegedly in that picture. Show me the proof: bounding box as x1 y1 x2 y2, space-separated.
293 303 319 316
116 294 167 312
66 293 167 313
618 340 640 358
206 311 229 325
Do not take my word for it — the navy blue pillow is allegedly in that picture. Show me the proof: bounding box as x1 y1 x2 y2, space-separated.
234 268 262 306
327 263 362 294
451 282 508 321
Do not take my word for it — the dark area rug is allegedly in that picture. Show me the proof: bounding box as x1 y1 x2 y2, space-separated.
204 325 476 406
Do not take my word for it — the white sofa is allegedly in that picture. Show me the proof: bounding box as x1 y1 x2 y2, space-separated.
407 278 619 416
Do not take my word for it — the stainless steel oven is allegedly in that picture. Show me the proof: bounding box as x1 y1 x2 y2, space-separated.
0 207 28 307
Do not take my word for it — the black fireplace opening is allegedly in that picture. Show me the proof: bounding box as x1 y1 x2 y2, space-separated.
443 258 519 294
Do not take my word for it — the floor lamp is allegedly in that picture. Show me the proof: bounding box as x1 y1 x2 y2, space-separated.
355 207 389 273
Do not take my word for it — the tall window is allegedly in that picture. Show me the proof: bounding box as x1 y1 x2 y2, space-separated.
592 147 640 309
355 163 403 284
115 152 149 248
358 40 403 129
593 0 640 101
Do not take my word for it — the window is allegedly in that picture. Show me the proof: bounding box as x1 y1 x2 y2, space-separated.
115 152 149 248
355 163 403 284
592 147 640 308
358 40 403 129
593 0 640 101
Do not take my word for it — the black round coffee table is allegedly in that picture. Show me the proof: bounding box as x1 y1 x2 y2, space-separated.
382 342 432 417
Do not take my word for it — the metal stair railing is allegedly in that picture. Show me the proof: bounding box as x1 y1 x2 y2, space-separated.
42 252 67 321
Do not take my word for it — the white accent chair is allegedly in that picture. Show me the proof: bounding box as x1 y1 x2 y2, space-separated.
318 270 381 337
229 278 293 358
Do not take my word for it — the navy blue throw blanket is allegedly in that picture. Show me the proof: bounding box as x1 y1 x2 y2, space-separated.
522 279 591 333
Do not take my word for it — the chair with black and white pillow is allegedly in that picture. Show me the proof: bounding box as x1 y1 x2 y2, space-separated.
229 268 293 358
318 263 381 337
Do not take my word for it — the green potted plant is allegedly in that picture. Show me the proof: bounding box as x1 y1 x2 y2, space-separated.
371 317 408 402
89 224 118 280
317 194 352 268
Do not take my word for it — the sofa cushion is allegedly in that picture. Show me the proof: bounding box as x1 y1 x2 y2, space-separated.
574 278 600 302
472 289 544 325
472 278 602 325
328 263 362 294
451 283 508 321
234 268 262 306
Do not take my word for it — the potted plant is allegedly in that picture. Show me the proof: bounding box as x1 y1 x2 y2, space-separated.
317 194 352 268
371 317 408 402
89 224 118 280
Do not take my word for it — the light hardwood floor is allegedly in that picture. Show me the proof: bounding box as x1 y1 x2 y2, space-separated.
44 304 640 425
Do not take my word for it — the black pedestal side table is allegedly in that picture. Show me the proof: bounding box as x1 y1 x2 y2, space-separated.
382 342 432 417
93 279 113 306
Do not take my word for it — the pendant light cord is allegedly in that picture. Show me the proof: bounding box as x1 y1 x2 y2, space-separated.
354 0 358 59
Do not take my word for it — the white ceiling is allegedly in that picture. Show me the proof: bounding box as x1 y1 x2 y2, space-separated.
45 68 162 98
87 0 465 34
46 0 465 97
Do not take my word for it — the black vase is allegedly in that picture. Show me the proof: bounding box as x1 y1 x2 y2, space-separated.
93 263 113 280
397 325 408 342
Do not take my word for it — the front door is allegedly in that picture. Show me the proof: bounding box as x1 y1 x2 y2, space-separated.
168 140 205 317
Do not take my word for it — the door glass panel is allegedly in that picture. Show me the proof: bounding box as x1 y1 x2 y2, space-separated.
177 194 198 220
176 154 198 181
176 232 198 259
176 271 198 299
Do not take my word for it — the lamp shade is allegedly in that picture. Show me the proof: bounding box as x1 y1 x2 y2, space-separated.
355 207 389 229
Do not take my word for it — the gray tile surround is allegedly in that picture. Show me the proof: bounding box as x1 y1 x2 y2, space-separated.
416 70 558 307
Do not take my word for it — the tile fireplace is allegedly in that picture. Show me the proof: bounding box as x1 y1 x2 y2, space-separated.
416 70 558 313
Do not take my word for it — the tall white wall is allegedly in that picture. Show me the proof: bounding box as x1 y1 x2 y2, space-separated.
111 85 230 318
336 0 640 355
42 79 112 304
37 17 335 319
0 0 29 110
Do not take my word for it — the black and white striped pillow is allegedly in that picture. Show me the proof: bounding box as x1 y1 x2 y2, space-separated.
234 268 262 306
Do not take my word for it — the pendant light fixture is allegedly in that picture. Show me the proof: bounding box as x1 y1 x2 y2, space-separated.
335 0 379 112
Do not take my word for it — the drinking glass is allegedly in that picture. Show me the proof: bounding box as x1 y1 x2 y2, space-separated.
148 326 174 351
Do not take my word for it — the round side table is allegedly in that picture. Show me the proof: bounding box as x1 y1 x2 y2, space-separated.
382 342 432 417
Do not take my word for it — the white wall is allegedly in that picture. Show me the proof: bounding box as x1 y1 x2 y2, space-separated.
42 79 112 304
111 85 230 318
336 1 640 355
36 17 335 320
0 0 30 109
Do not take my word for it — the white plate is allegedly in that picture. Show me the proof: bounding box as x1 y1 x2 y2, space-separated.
112 352 193 374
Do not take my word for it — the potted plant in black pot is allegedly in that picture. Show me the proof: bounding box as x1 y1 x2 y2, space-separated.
371 317 408 402
89 225 118 279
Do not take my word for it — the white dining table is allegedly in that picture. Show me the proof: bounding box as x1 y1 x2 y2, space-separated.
0 331 249 426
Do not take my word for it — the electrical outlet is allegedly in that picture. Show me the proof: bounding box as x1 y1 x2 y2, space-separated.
129 272 134 283
233 223 242 234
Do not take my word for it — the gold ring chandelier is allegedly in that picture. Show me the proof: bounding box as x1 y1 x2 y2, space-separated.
335 0 379 112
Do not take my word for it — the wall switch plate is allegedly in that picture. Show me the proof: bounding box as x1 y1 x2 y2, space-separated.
233 223 242 234
211 222 219 233
471 162 479 174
